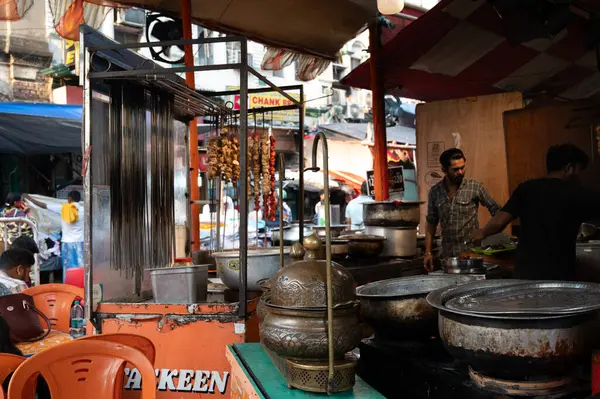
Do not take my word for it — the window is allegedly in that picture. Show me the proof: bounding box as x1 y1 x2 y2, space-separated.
351 57 361 70
226 41 241 64
247 53 254 68
332 65 346 81
273 68 284 78
114 26 141 45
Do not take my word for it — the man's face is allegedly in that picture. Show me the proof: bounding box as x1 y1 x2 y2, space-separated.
444 158 466 185
9 265 31 283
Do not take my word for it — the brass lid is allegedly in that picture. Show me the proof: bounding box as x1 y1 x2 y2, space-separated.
269 233 356 309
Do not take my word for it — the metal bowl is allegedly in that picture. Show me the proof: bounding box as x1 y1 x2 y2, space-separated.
212 248 291 291
312 225 347 238
444 257 484 274
356 275 476 340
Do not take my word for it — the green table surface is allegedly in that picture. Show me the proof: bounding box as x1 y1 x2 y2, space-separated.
229 343 386 399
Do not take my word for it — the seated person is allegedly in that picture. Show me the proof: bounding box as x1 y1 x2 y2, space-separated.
0 248 34 294
9 235 39 255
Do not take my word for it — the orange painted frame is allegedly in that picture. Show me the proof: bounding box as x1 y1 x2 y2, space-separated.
91 301 259 399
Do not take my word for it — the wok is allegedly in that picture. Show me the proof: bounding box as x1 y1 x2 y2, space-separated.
355 275 476 341
427 280 600 379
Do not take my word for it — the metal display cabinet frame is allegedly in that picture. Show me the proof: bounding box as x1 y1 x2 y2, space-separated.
80 25 306 324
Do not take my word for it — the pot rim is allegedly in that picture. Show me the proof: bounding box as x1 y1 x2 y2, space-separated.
357 275 476 298
263 300 359 315
339 234 386 242
212 247 291 258
427 279 600 320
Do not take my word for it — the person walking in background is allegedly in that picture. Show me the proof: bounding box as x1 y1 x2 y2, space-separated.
24 191 84 279
345 182 372 230
0 193 35 251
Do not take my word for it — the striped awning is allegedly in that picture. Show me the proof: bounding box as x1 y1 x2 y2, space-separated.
342 0 600 102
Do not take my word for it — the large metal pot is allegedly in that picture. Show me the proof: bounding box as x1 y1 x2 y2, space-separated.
272 223 312 246
212 248 291 291
427 280 600 379
356 275 477 341
364 226 417 257
260 302 361 360
363 201 424 227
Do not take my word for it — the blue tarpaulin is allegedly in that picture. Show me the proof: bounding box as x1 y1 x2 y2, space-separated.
0 102 82 155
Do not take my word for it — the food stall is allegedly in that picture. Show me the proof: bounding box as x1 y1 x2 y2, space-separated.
80 25 310 398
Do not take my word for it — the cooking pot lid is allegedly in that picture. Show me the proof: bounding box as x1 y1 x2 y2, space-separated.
444 281 600 315
356 275 476 298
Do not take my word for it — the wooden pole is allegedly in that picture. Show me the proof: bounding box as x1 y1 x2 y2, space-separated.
181 0 200 251
369 21 389 201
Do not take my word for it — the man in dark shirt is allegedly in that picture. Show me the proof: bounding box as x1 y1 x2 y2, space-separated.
472 144 600 280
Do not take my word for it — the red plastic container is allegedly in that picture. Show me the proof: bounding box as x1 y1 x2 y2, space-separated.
64 267 84 288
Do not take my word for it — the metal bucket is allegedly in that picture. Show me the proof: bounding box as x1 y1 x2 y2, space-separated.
149 265 209 304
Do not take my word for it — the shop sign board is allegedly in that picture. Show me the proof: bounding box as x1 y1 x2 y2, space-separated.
227 86 301 124
123 368 229 394
366 166 405 196
63 40 80 75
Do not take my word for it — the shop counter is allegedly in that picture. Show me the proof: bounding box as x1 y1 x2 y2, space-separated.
226 343 385 399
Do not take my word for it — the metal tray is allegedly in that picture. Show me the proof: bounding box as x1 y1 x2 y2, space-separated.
356 275 477 298
426 280 582 320
444 281 600 315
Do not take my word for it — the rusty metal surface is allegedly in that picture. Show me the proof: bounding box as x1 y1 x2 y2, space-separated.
439 313 596 359
468 367 575 396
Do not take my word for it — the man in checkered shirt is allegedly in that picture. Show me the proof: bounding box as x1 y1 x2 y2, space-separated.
424 148 500 271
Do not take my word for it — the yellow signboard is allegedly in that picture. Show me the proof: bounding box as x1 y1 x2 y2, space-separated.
227 86 301 124
63 40 80 75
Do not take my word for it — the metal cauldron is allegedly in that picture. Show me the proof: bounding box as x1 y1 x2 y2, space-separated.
356 275 476 340
212 248 291 291
363 201 423 227
272 223 313 246
338 234 386 258
427 280 600 379
260 300 361 360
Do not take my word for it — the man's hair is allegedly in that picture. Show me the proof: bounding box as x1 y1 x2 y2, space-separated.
0 248 35 271
10 236 39 254
68 190 81 202
439 148 465 169
360 181 369 195
4 192 21 207
319 189 325 196
546 144 589 173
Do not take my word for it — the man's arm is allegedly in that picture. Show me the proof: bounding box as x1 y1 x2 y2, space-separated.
23 194 47 209
472 185 521 241
478 184 501 216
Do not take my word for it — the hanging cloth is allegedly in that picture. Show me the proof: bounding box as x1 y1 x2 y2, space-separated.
261 46 331 82
50 0 109 41
0 0 33 21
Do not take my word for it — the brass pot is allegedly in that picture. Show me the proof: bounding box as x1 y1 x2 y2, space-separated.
269 234 356 308
260 303 361 361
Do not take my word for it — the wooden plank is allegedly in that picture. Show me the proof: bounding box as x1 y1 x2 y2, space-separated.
416 92 524 231
503 101 600 192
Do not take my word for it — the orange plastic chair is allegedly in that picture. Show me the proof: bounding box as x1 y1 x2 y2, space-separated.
79 334 156 364
22 284 84 333
8 340 156 399
0 354 24 397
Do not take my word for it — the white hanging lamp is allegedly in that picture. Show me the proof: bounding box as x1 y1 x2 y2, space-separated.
377 0 405 15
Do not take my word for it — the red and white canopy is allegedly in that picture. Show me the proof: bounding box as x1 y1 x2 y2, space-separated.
342 0 600 102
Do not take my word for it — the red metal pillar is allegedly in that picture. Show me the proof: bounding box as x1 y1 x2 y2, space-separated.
181 0 200 251
593 352 600 395
369 21 389 201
